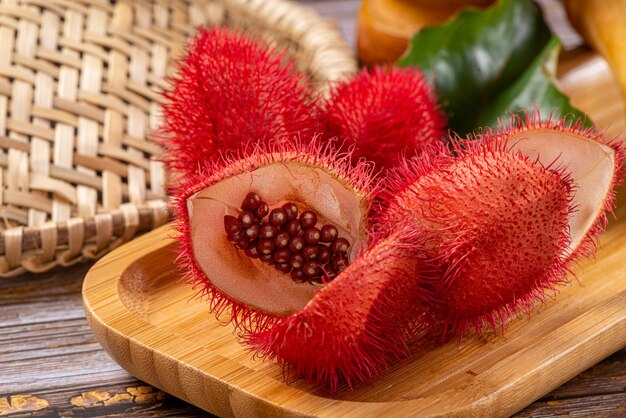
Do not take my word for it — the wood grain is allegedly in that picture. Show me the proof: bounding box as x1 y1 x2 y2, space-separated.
3 266 623 417
0 261 208 417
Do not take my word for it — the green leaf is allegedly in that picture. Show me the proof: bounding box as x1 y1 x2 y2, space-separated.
397 0 589 135
476 36 587 128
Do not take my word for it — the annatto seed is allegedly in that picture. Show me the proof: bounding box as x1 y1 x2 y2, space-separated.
273 249 292 264
254 202 269 219
290 253 305 269
320 225 338 243
244 223 260 240
258 239 275 255
269 208 288 226
241 192 261 210
275 263 292 273
235 238 250 250
332 255 348 272
304 227 321 245
274 231 290 249
317 245 332 263
302 245 319 260
260 253 274 264
300 211 317 229
245 245 260 258
288 236 305 253
260 224 277 239
224 215 242 235
282 202 298 220
239 211 255 228
285 220 302 236
229 231 244 242
330 237 350 254
225 191 352 285
302 261 322 278
290 268 307 282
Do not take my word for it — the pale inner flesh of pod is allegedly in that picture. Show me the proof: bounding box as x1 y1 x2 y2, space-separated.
187 161 369 316
508 129 616 256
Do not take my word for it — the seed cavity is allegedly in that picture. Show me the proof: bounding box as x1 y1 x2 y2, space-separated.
224 191 351 284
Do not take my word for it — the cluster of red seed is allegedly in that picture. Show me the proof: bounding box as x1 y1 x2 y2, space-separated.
224 192 351 284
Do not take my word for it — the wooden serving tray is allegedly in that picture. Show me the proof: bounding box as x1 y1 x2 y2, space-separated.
83 51 626 417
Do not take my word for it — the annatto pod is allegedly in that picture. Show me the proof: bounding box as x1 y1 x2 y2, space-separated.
172 140 374 333
320 66 447 172
380 113 624 339
161 27 318 176
245 226 432 390
172 140 432 389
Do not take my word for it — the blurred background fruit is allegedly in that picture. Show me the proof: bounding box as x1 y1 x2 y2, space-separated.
565 0 626 115
357 0 495 66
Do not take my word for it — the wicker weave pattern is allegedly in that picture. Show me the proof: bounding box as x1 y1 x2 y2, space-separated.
0 0 356 277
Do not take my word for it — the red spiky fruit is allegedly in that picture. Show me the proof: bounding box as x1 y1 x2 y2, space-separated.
161 27 319 176
321 66 447 172
245 227 431 390
381 114 624 338
172 140 376 334
488 114 625 266
172 139 432 389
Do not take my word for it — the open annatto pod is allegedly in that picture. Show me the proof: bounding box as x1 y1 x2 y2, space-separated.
492 114 624 264
245 226 432 390
172 140 432 389
172 140 375 333
380 113 624 338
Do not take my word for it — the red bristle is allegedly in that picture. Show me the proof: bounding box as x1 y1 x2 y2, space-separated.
380 112 625 339
244 227 434 391
171 138 378 336
321 66 447 172
479 111 626 268
160 27 319 178
381 137 576 338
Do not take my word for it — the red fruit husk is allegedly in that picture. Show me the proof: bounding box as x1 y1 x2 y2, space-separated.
321 66 447 172
380 113 625 339
483 112 626 267
161 27 319 178
172 139 377 336
244 227 433 391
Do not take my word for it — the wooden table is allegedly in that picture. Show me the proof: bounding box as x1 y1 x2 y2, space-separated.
1 1 625 417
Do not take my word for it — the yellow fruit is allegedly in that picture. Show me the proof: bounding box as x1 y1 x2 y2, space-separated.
357 0 495 66
565 0 626 117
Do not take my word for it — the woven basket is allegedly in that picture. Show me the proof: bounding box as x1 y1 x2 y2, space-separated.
0 0 357 277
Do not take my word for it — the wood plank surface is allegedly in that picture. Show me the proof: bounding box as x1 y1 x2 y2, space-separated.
1 0 625 417
2 261 624 417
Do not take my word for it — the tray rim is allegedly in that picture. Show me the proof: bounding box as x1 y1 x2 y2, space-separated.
82 224 626 418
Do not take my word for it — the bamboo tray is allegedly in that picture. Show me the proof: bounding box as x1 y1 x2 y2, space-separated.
82 50 626 417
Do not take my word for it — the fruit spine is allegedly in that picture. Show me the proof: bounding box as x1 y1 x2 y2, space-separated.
171 139 377 335
160 27 319 177
321 66 447 172
380 113 624 339
245 227 433 390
